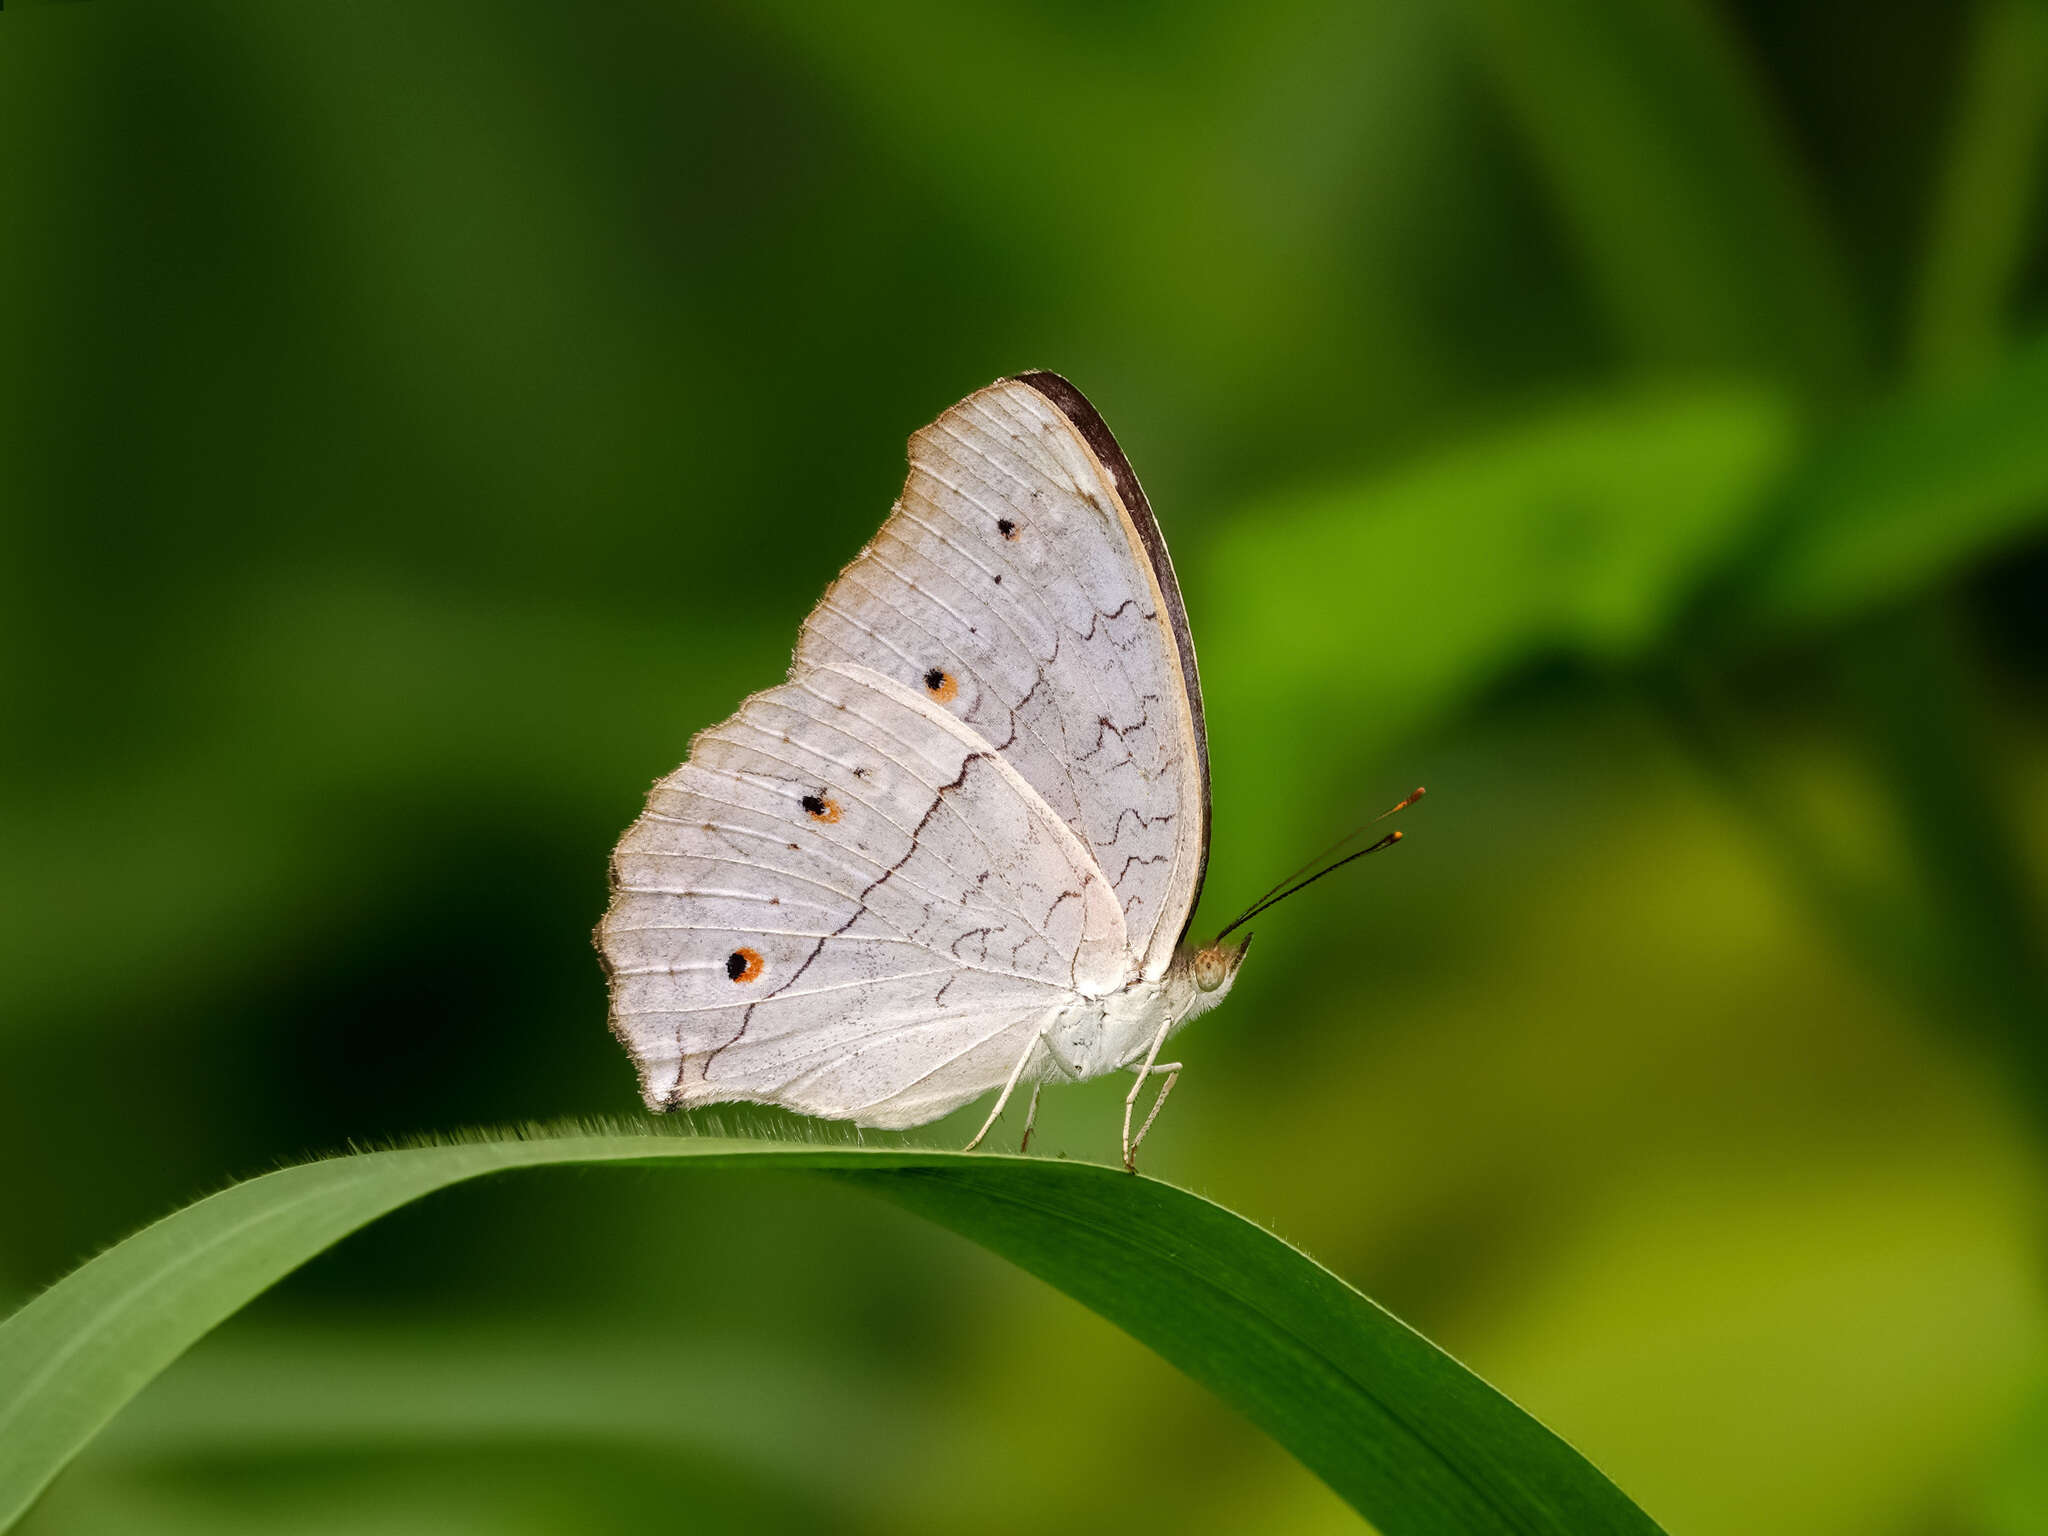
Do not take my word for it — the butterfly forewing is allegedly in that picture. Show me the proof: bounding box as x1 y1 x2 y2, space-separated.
795 377 1208 977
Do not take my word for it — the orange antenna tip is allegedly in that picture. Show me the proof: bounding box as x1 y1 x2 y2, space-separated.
1375 786 1428 821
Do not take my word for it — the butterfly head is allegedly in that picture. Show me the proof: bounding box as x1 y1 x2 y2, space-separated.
1189 932 1253 996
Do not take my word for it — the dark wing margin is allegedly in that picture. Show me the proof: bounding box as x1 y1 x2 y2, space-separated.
1009 370 1213 943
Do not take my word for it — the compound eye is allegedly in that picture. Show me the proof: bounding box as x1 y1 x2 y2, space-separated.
1193 949 1226 992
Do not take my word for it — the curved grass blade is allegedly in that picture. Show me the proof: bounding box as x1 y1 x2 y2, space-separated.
0 1123 1665 1536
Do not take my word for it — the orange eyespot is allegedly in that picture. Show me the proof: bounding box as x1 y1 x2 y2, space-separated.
799 793 841 824
922 667 958 702
725 947 764 984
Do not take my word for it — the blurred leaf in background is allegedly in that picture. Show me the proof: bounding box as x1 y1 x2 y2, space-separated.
5 0 2048 1533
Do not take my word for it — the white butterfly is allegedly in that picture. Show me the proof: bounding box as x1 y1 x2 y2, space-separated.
600 372 1248 1169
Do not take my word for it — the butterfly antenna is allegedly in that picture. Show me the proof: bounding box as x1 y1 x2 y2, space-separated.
1221 787 1427 928
1213 787 1425 940
1215 833 1403 939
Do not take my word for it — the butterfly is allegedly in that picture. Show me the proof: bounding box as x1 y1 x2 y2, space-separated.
599 372 1413 1169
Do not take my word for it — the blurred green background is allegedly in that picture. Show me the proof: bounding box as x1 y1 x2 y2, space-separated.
7 0 2048 1531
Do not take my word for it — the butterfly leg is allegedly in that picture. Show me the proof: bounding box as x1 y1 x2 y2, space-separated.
964 1032 1041 1152
1121 1020 1176 1172
1017 1082 1045 1154
1128 1062 1181 1168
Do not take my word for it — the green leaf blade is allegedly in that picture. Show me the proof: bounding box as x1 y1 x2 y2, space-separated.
856 1161 1643 1534
0 1126 1666 1536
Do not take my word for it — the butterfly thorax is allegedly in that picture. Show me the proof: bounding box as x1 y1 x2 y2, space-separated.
1043 938 1248 1083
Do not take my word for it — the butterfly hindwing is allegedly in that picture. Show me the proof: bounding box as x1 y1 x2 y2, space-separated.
602 662 1125 1122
